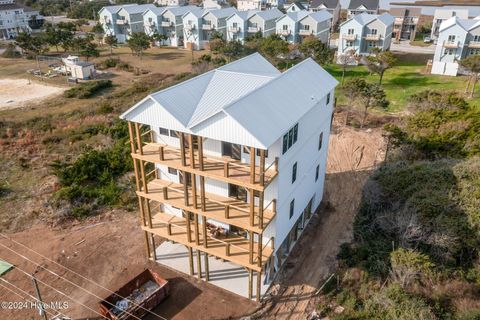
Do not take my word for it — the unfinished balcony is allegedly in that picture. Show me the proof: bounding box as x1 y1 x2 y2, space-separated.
229 26 240 33
342 33 357 41
299 29 313 36
142 211 274 272
202 24 214 30
128 124 278 192
364 34 381 41
443 40 459 49
116 19 128 25
138 178 276 233
278 29 291 36
467 41 480 48
161 21 173 27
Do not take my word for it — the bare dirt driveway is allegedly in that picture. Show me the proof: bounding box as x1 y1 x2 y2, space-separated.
251 118 387 319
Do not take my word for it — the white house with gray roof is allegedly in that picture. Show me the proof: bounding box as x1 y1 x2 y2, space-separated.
347 0 379 19
226 9 283 42
431 9 469 41
144 5 198 47
98 3 157 43
337 12 394 62
183 7 237 49
276 10 332 44
119 52 338 300
431 16 480 76
309 0 340 29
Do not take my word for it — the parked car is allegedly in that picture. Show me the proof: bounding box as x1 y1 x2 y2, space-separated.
424 36 432 43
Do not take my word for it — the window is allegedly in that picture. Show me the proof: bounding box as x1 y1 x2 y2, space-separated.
304 25 310 31
292 162 297 183
169 130 179 138
283 25 288 30
282 123 299 154
474 35 480 42
326 93 331 105
315 165 320 182
233 22 238 27
347 28 354 35
370 28 378 35
159 127 169 135
447 35 455 43
168 167 178 175
346 40 354 47
444 48 454 55
318 132 323 150
289 199 295 219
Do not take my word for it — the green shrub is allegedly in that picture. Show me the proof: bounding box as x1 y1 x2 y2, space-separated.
98 57 120 69
63 80 112 99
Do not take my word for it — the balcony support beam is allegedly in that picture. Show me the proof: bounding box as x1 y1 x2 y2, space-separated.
196 249 202 280
184 210 192 243
256 271 262 302
202 216 208 248
249 188 255 227
180 132 187 166
198 136 204 171
192 174 198 209
189 134 195 169
127 122 136 153
200 176 206 211
188 246 194 276
194 213 200 246
204 253 210 282
249 231 254 265
248 269 253 300
259 149 265 186
134 122 143 155
250 147 255 184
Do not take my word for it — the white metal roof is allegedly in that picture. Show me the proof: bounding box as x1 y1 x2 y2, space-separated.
254 8 284 21
300 10 332 23
120 53 338 148
440 16 480 32
341 12 393 27
121 4 157 15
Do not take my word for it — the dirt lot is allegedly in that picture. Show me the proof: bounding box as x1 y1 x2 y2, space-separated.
0 79 65 110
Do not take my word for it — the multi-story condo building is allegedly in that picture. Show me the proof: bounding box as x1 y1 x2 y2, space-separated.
347 0 379 19
0 0 43 39
310 0 340 30
144 5 198 47
337 12 394 62
237 0 264 11
390 7 421 41
431 9 468 41
276 10 332 44
226 9 283 42
98 3 157 43
431 16 480 76
155 0 188 6
119 52 338 300
183 7 237 49
203 0 229 9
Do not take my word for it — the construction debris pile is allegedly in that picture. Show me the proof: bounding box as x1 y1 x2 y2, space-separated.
110 280 159 316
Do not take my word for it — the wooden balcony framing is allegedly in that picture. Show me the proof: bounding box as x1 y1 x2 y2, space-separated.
142 211 273 272
443 41 459 49
467 41 480 48
138 178 276 233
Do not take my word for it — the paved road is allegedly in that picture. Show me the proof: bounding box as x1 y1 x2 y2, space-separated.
390 41 436 54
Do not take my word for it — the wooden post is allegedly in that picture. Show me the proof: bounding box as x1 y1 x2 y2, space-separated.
183 172 189 206
200 176 206 211
194 213 200 245
259 149 266 186
259 192 264 229
144 231 151 259
145 199 153 228
225 204 230 219
204 253 210 282
138 197 146 226
185 211 192 242
167 223 172 235
150 234 157 261
180 133 187 166
198 136 204 171
191 174 198 209
188 247 194 276
134 123 143 155
140 160 149 193
257 234 263 268
272 199 277 214
248 269 253 300
163 187 168 200
256 271 262 302
224 162 229 177
249 231 254 265
249 188 255 227
271 237 275 250
159 146 164 161
127 122 136 153
250 147 255 184
196 249 202 280
202 216 208 248
226 243 230 256
189 134 195 168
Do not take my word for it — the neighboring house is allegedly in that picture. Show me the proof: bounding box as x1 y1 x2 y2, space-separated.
203 0 229 9
0 0 43 39
226 8 283 42
155 0 188 6
337 13 394 61
119 52 338 301
237 0 264 11
285 2 307 13
431 16 480 76
309 0 340 29
265 0 285 9
98 3 157 43
347 0 379 19
276 10 332 44
390 7 421 41
431 9 469 41
144 5 198 47
183 7 237 49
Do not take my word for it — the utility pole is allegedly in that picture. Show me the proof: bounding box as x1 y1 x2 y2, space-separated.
32 274 48 320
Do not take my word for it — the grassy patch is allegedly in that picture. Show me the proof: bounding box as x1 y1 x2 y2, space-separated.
63 80 113 99
325 62 479 112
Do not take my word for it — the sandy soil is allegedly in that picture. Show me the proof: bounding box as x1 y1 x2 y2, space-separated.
0 79 65 110
251 121 387 319
0 212 256 319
